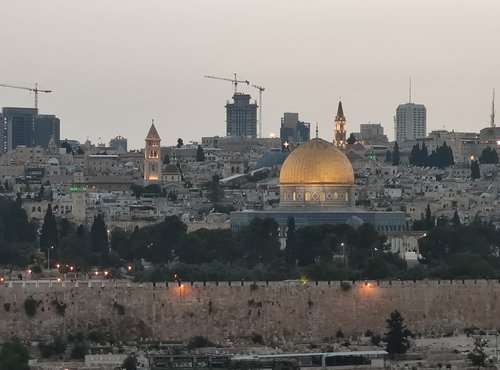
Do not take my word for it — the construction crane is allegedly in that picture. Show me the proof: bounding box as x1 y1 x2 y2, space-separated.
0 82 52 109
252 84 265 138
204 73 249 94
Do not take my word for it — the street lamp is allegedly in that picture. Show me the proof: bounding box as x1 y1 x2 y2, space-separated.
47 246 54 276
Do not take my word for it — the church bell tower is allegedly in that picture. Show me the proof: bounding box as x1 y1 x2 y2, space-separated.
144 120 162 183
334 101 347 149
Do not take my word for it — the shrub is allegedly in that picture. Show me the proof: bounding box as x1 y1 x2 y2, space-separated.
340 281 351 291
38 336 66 358
52 300 67 316
187 336 215 349
336 330 344 338
70 343 88 359
113 302 125 315
251 333 264 345
24 297 37 317
371 334 382 346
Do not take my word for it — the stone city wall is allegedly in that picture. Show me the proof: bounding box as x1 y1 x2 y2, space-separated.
0 280 498 343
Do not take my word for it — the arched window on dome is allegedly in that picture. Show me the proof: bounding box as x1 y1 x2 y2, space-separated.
292 192 296 201
345 193 349 201
305 192 311 201
320 192 326 202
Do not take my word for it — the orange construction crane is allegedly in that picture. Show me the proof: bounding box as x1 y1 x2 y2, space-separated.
204 73 249 94
0 82 52 109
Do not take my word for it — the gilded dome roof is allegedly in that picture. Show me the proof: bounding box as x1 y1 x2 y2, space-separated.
279 138 354 185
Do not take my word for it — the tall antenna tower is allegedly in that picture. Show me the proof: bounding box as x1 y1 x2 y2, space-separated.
491 88 496 127
409 77 412 103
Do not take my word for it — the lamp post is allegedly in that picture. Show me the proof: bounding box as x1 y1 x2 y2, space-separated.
47 246 54 277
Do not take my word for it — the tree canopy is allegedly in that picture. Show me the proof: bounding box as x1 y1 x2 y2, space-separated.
0 340 30 370
409 142 454 168
384 310 412 356
479 146 499 164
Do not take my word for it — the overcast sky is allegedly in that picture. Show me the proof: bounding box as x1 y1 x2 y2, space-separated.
1 0 500 150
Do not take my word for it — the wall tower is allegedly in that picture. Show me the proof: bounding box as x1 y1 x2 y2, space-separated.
334 101 346 149
144 120 162 183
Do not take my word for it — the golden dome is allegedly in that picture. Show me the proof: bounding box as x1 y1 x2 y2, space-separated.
280 138 354 185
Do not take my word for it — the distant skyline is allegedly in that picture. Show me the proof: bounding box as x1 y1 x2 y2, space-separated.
1 0 499 150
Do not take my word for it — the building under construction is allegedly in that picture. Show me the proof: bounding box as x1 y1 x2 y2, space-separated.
225 93 258 138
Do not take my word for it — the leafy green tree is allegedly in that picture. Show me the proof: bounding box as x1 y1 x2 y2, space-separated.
175 228 237 264
196 145 206 161
284 217 299 265
346 133 356 145
425 204 434 229
36 185 45 201
479 146 499 164
238 218 281 266
122 355 138 370
163 154 170 164
90 214 108 254
61 141 73 154
471 160 481 180
452 210 461 227
468 336 487 368
176 138 184 148
40 204 58 248
0 339 30 370
130 185 144 198
384 310 412 357
204 179 223 204
363 258 390 279
447 253 494 279
392 142 400 166
385 150 392 163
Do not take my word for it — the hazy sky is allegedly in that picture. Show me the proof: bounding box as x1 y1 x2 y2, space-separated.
1 0 500 150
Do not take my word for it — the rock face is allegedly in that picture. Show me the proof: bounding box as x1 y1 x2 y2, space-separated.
0 280 498 342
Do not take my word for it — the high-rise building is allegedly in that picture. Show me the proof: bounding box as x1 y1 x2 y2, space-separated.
280 112 310 144
226 93 257 137
334 101 346 149
0 107 60 153
358 123 388 144
34 114 60 149
395 103 426 142
144 122 162 183
109 135 128 152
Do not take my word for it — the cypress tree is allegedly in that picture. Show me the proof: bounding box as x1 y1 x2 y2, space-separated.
471 160 480 180
452 210 461 226
384 310 412 356
40 204 58 248
392 142 400 166
196 145 206 162
90 214 108 253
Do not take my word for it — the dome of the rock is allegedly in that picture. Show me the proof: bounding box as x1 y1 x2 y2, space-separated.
279 138 355 209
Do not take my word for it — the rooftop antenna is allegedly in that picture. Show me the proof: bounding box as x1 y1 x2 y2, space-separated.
409 77 412 103
491 88 496 127
315 123 319 138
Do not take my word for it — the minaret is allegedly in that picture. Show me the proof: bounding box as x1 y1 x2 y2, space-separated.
334 101 347 149
144 120 162 183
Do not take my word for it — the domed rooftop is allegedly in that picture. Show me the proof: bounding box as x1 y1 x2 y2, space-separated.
279 138 354 186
